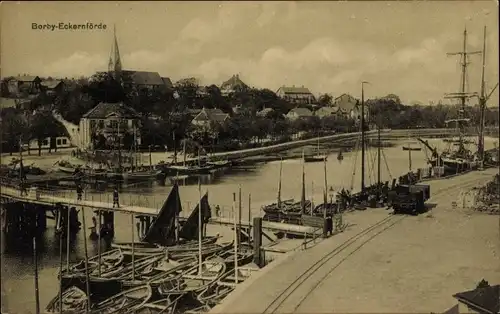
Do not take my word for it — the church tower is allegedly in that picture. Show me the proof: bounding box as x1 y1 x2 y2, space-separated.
108 25 122 75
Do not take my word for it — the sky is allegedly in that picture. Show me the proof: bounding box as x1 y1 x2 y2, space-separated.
1 1 498 104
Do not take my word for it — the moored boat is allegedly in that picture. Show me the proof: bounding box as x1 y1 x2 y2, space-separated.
90 285 152 314
157 260 226 297
46 286 88 314
132 295 183 314
304 155 328 163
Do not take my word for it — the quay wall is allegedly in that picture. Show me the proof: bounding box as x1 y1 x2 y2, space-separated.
174 128 480 164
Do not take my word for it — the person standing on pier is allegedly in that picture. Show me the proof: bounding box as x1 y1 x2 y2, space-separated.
113 188 120 208
76 184 83 201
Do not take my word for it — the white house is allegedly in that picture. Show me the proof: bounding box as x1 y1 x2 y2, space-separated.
276 86 316 105
285 107 313 121
79 102 141 150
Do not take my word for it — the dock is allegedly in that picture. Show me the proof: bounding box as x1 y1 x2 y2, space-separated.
0 184 320 237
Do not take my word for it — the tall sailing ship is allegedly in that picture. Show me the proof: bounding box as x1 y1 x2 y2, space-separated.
419 27 496 175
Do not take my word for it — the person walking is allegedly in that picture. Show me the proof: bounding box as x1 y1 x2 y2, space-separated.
113 188 120 208
215 205 221 217
327 214 334 236
76 184 83 201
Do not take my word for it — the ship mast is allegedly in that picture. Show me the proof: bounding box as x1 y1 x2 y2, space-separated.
444 27 481 154
478 26 487 167
360 81 369 192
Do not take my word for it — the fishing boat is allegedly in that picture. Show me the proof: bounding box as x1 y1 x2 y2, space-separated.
56 160 82 174
206 159 232 169
121 259 194 289
89 285 152 314
59 249 125 286
169 241 233 262
157 260 226 296
132 295 183 314
46 286 88 314
304 136 328 163
212 246 254 269
111 242 165 257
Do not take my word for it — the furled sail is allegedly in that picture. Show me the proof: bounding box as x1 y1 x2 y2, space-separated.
178 193 212 241
142 183 182 245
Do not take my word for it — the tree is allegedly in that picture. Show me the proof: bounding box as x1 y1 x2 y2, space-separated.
28 110 68 155
318 94 333 107
0 108 28 154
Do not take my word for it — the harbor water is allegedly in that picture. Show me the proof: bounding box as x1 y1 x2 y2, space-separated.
1 137 497 313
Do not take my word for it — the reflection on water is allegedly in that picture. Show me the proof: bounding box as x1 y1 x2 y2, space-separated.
1 137 497 313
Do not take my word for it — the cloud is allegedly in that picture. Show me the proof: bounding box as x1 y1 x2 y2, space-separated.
41 52 106 77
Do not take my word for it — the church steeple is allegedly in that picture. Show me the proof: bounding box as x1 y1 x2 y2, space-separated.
108 24 122 73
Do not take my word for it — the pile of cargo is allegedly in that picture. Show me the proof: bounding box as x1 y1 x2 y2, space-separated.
475 174 500 214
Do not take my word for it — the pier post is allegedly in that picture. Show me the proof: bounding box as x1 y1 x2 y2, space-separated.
252 217 263 267
36 206 47 232
145 216 151 233
102 211 115 239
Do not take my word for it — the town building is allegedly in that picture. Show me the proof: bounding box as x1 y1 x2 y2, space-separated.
333 94 362 119
104 26 171 92
40 79 65 95
314 106 338 118
191 107 230 132
452 282 499 314
79 102 141 150
220 74 249 96
285 107 313 121
6 75 42 96
276 86 316 105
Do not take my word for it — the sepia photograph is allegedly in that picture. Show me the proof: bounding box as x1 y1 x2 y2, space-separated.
0 1 499 313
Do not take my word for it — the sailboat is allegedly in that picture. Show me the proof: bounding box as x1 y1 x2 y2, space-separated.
304 136 328 162
163 142 215 175
418 27 497 175
261 156 311 223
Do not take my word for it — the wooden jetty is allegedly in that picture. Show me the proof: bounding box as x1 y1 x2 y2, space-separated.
0 184 320 240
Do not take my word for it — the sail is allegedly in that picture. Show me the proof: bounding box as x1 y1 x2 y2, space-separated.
179 193 212 241
142 183 182 245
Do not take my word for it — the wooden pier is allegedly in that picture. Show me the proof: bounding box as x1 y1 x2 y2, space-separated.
0 185 320 239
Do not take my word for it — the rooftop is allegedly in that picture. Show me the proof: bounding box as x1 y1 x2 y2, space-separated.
221 74 249 91
453 284 500 314
193 108 229 123
288 107 313 117
278 86 313 95
82 102 140 119
121 70 164 86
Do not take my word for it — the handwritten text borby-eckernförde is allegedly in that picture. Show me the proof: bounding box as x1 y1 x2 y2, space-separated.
32 22 107 31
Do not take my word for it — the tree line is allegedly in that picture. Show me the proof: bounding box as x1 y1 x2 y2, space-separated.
1 73 498 154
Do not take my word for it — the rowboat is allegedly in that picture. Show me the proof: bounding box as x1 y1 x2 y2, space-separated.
111 242 165 257
196 262 260 305
197 284 234 306
157 260 226 296
206 160 231 168
90 285 152 314
169 242 233 262
304 155 328 163
217 262 260 286
121 259 195 289
60 249 124 285
132 295 183 314
46 286 87 314
212 246 254 269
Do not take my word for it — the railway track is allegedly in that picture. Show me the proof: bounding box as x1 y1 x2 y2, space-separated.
263 214 406 313
261 170 497 314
